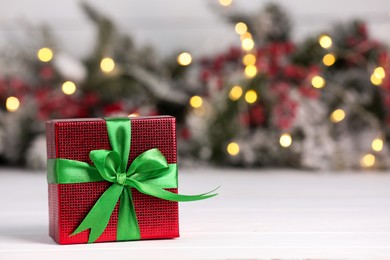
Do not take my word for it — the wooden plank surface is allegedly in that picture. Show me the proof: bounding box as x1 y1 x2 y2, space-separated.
0 168 390 259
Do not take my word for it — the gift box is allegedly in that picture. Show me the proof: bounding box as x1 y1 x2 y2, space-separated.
46 116 215 244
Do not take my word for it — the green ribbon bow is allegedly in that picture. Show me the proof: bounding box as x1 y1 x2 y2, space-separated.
47 118 217 243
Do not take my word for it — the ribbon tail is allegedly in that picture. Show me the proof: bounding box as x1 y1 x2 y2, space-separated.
117 187 140 241
129 179 219 202
71 184 124 243
127 148 168 179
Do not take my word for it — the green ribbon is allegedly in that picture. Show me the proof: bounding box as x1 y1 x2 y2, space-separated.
47 118 217 243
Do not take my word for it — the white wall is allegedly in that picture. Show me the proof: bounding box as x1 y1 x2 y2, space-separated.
0 0 389 58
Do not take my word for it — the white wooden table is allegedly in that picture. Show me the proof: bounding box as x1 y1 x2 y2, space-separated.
1 168 390 259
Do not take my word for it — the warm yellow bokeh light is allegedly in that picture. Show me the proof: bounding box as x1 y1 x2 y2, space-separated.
240 32 252 41
319 34 332 49
244 65 257 78
227 142 240 156
6 96 20 112
323 53 336 66
360 153 375 168
330 109 346 123
128 113 140 117
37 47 53 62
229 85 243 101
177 52 192 66
189 95 203 108
62 81 76 95
374 67 385 79
242 53 256 66
100 57 115 73
372 138 384 152
279 133 292 148
311 75 326 89
242 38 254 51
370 74 382 86
235 22 247 35
219 0 232 7
245 89 257 104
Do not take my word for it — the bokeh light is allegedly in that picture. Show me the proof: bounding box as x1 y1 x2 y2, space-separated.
229 85 243 101
370 74 382 86
189 95 203 108
330 109 345 123
242 54 256 66
37 47 53 62
242 38 254 51
6 96 20 112
372 138 383 152
219 0 232 7
235 22 247 35
62 81 76 95
374 67 385 79
311 75 326 89
245 89 257 103
279 133 292 148
360 153 375 168
319 34 332 49
244 65 257 78
227 142 240 156
128 113 140 117
177 52 192 66
323 53 336 66
100 57 115 73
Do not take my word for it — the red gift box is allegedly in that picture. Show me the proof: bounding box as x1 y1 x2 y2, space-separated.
46 116 179 244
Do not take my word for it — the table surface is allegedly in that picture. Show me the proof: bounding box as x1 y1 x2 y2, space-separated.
0 168 390 260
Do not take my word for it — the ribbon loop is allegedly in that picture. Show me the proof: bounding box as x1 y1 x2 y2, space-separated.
127 148 169 180
89 150 120 183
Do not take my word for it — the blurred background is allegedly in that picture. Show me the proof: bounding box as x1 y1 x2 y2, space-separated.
1 0 390 170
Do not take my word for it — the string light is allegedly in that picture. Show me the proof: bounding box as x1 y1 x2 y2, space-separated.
189 95 203 108
235 22 247 35
360 153 375 168
372 138 383 152
318 34 332 49
219 0 232 7
177 52 192 66
128 113 139 117
244 65 257 78
62 81 76 95
279 133 292 148
229 85 243 101
37 47 53 62
311 75 326 89
245 89 257 104
323 53 336 66
370 74 382 86
330 109 345 123
227 142 240 156
240 32 252 41
242 53 256 66
6 96 20 112
100 57 115 73
241 38 254 51
373 67 385 79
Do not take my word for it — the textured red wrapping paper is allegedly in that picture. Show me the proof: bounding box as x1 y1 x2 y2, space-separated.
46 116 179 244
